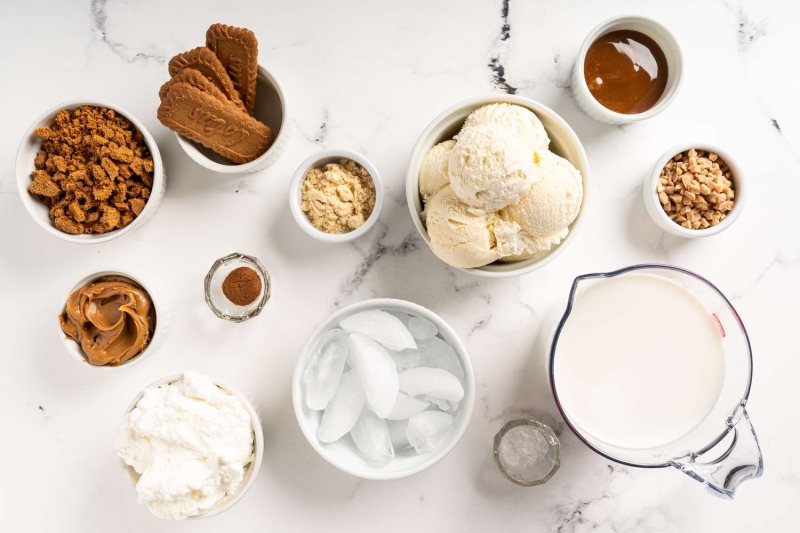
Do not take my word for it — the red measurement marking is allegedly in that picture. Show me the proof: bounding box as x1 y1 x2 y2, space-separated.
712 313 726 338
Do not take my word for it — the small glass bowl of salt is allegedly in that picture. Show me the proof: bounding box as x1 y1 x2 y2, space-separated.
493 419 561 486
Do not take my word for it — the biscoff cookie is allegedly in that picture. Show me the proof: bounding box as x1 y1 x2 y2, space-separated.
206 24 259 116
168 47 244 110
158 82 274 164
159 68 245 113
28 106 153 235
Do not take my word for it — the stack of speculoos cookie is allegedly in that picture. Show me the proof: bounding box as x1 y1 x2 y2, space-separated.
158 24 274 164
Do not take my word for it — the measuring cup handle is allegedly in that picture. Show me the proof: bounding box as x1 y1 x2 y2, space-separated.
669 404 763 500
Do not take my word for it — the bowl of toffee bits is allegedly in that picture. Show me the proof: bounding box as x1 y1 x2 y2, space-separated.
644 143 746 238
16 101 165 244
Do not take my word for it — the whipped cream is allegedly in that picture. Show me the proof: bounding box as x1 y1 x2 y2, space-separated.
116 372 254 520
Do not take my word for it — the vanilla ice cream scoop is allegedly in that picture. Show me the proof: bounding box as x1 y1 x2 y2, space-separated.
425 186 501 268
419 140 455 202
448 125 536 211
501 153 582 250
463 103 550 154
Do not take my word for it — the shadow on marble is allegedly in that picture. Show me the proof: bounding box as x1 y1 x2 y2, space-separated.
623 181 690 262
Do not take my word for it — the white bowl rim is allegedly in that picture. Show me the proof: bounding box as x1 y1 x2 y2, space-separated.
175 64 288 174
118 373 264 520
15 99 165 244
405 94 591 278
58 269 164 371
291 298 475 480
645 142 747 238
572 14 685 122
288 148 385 243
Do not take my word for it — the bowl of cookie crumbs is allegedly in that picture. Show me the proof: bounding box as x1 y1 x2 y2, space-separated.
289 149 384 243
643 143 746 238
16 101 165 244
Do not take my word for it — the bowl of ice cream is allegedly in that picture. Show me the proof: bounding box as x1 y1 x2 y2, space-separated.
58 269 168 370
406 95 590 278
292 298 475 480
117 372 264 520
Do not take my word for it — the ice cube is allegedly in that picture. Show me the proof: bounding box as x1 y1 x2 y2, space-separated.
318 370 365 443
390 347 431 370
420 336 464 381
340 310 417 351
387 420 411 451
407 316 438 340
350 408 394 464
386 310 411 326
399 367 465 402
304 329 350 410
386 392 430 420
422 396 460 413
406 411 454 454
348 333 399 418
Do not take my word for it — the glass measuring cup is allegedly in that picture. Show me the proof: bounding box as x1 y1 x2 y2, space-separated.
548 264 763 499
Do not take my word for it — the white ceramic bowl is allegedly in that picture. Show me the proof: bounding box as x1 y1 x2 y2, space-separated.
58 270 169 370
292 298 475 480
289 148 384 243
176 64 289 174
572 15 684 125
15 101 166 244
119 374 264 520
643 143 746 238
406 94 590 278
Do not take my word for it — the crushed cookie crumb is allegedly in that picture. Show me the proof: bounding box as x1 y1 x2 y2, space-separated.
27 105 154 234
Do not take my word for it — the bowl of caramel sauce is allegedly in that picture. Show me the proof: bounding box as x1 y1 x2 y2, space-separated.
572 16 683 124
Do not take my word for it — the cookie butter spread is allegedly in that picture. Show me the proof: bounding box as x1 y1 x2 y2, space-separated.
116 372 254 520
59 276 155 366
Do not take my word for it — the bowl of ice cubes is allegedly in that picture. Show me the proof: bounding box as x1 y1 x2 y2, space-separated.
292 298 475 480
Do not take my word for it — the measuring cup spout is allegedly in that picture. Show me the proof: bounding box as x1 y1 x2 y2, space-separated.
669 403 763 499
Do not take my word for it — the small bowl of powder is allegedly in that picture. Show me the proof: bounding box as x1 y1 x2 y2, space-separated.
493 419 561 486
204 252 271 322
289 149 384 243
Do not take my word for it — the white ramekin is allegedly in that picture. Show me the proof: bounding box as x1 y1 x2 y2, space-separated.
572 15 684 125
289 148 384 243
119 374 264 520
643 143 746 238
292 298 475 480
16 100 166 244
175 64 290 174
405 94 590 278
58 270 169 370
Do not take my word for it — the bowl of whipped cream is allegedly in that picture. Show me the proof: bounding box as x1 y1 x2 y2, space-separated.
116 372 264 520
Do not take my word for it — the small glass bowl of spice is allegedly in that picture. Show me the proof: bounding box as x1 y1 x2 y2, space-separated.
572 15 683 124
205 253 271 322
644 143 746 238
493 419 561 486
289 149 384 243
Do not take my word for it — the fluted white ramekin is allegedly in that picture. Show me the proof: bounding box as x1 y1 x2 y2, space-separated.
572 15 683 125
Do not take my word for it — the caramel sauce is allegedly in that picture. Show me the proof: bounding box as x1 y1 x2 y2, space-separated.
583 30 668 114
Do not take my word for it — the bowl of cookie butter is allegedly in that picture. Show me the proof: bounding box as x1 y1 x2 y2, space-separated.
572 15 684 125
158 24 289 174
15 101 166 244
58 270 169 370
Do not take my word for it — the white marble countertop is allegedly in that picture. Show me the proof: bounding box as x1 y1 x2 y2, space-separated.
2 0 798 531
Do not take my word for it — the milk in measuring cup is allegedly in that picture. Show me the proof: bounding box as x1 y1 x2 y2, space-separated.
554 274 725 449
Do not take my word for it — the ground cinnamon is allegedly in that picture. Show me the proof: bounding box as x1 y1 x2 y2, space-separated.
222 267 262 306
